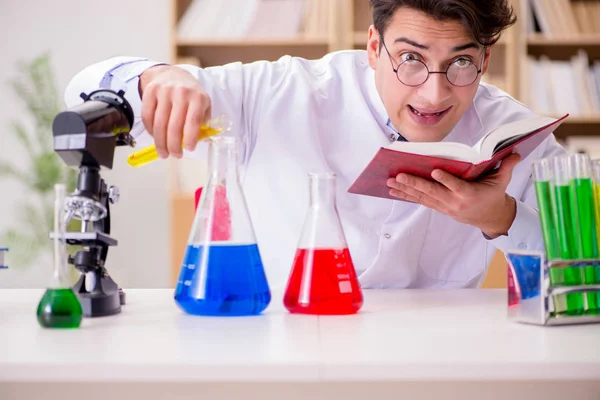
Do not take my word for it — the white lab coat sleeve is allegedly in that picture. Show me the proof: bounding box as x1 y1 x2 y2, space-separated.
63 56 291 161
489 133 568 254
64 57 167 146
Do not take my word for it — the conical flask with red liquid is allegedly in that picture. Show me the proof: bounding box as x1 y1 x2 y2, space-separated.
284 173 363 315
174 136 271 316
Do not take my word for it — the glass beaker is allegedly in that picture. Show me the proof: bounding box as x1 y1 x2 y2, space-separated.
174 136 271 316
283 173 363 315
37 184 83 328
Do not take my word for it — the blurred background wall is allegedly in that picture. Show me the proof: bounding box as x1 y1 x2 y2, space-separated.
0 0 171 288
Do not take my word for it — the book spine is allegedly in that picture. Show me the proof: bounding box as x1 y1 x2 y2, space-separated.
461 160 500 181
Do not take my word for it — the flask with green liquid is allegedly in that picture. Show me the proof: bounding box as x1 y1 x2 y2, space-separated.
36 184 83 329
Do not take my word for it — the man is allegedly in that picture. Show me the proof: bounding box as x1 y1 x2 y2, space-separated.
65 0 566 289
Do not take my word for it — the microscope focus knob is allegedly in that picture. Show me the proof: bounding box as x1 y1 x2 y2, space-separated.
108 186 120 204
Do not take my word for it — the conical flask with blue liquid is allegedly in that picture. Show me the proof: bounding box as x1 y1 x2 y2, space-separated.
174 136 271 316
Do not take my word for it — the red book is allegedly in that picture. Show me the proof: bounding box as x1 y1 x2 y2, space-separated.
348 114 569 200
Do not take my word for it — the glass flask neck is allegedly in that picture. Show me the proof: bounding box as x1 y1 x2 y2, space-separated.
297 172 348 249
51 184 71 289
309 173 336 209
208 136 239 182
190 136 259 245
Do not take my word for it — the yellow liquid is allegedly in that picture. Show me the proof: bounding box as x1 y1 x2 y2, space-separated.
595 184 600 254
127 126 222 168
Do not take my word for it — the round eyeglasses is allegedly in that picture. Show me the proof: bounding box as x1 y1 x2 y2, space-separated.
382 39 485 87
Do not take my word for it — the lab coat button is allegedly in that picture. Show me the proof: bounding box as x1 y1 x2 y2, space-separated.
389 133 396 141
384 233 391 239
518 243 527 249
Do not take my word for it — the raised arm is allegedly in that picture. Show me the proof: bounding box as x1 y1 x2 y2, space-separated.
64 55 293 163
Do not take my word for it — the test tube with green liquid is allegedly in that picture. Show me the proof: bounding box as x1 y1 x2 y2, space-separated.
570 154 599 313
552 155 584 315
592 160 600 254
591 159 600 310
533 159 561 260
533 159 566 313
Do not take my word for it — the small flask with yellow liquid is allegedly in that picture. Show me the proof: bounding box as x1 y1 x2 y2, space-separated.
127 115 232 167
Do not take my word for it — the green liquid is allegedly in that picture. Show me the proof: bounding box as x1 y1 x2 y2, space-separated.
535 181 567 312
37 288 83 328
552 184 584 315
573 178 598 258
535 181 561 260
554 184 580 258
594 184 600 307
573 178 599 312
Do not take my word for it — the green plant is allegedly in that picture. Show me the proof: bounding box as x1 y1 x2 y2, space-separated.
0 54 78 268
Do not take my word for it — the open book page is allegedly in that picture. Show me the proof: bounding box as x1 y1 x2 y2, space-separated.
387 140 483 164
475 115 558 158
385 114 563 165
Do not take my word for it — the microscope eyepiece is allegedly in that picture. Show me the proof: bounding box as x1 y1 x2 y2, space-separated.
52 89 135 169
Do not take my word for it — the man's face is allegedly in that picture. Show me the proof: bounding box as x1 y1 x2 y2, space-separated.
367 7 491 142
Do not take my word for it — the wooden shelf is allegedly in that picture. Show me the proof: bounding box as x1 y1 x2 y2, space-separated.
528 34 600 46
551 116 600 138
560 115 600 124
177 37 330 47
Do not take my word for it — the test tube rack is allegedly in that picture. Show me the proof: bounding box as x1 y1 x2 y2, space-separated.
506 250 600 326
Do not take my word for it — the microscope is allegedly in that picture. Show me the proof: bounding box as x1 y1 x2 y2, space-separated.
51 89 136 317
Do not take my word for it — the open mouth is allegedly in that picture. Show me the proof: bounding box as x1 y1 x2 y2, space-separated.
408 105 451 118
407 105 452 126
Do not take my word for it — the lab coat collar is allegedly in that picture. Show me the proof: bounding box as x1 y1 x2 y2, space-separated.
365 65 391 133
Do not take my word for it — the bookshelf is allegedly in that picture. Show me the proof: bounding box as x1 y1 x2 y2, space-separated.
515 0 600 137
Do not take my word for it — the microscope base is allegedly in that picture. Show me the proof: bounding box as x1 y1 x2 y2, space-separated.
73 274 125 317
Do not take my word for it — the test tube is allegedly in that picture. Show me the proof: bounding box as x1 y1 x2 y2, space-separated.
533 159 561 261
570 153 598 313
533 158 566 313
552 155 584 315
570 154 597 258
591 159 600 309
592 159 600 254
126 114 232 168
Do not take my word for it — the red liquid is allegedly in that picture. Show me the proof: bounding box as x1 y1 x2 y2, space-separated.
507 264 520 307
283 248 363 315
195 186 231 241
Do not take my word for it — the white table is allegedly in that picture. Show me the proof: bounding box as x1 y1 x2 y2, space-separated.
1 289 599 400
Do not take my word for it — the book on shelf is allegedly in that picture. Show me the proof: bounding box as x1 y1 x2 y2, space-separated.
527 0 600 37
525 51 600 117
177 0 324 41
348 114 568 201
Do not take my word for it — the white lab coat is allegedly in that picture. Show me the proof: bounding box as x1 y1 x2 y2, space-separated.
65 50 567 289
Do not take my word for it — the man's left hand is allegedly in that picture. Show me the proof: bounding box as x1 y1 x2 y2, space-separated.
386 153 521 239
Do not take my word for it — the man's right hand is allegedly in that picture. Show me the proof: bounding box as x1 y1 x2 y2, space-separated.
139 65 212 159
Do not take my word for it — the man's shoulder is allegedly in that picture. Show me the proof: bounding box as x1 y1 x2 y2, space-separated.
473 81 536 127
284 49 368 73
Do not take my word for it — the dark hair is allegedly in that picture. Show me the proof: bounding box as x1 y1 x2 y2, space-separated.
369 0 516 47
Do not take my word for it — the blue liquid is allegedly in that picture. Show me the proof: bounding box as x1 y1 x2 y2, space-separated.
174 243 271 316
